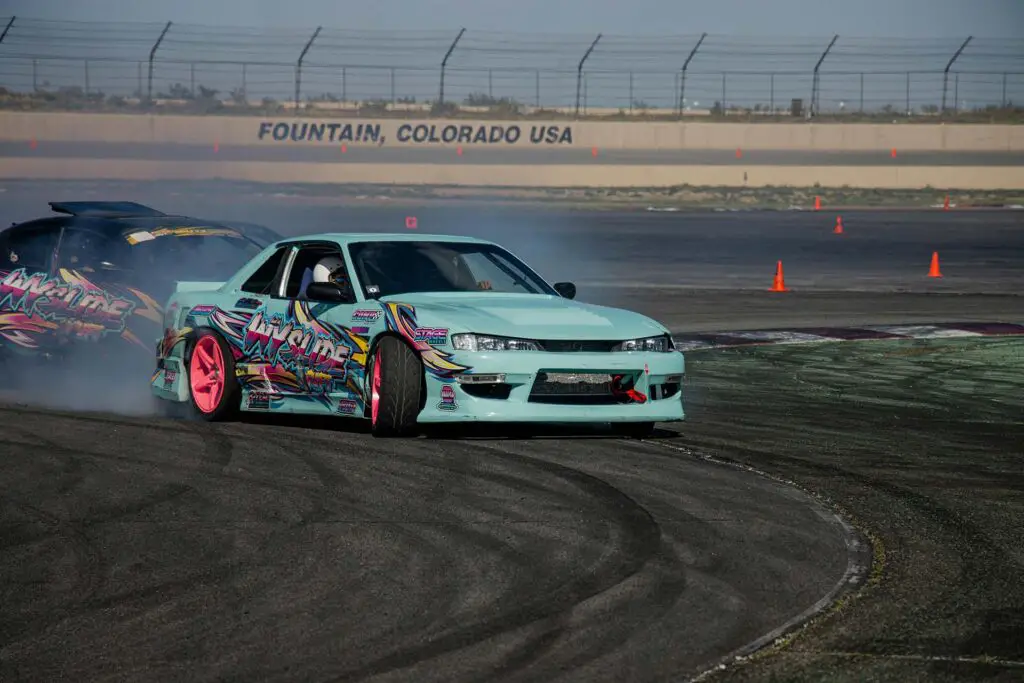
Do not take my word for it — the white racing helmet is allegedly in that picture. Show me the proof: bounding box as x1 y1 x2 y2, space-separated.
312 255 349 287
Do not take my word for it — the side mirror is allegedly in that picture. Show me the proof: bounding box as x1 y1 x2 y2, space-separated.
306 282 350 303
553 281 576 299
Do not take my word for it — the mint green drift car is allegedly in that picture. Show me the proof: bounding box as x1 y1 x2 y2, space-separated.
151 233 685 438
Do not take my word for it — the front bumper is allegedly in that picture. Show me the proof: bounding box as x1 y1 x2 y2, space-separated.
418 349 685 424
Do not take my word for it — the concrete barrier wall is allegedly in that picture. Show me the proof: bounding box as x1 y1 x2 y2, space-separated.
2 112 1023 152
5 158 1023 190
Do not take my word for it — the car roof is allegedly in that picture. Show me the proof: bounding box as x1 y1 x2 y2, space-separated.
3 201 249 238
279 233 497 246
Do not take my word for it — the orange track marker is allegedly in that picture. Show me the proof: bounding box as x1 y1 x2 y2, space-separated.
928 252 943 278
834 216 844 234
770 260 789 292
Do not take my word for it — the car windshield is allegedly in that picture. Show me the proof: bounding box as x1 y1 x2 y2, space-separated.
60 227 263 298
347 240 558 298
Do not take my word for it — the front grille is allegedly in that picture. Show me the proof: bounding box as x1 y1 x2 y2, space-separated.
536 339 618 352
529 371 639 405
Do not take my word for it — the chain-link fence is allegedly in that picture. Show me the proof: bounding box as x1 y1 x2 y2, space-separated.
1 16 1022 116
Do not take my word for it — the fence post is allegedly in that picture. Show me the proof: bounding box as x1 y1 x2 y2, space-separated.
438 27 466 107
535 70 540 108
84 60 90 95
721 73 726 111
147 21 172 102
1002 73 1008 107
295 26 322 111
241 63 247 99
906 71 911 114
628 71 633 112
677 32 707 117
575 33 602 118
0 16 15 44
941 36 972 113
32 58 37 91
810 34 839 117
769 73 774 112
341 67 346 102
190 63 195 97
859 73 864 112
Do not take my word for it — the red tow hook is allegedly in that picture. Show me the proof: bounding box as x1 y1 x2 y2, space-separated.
611 374 648 404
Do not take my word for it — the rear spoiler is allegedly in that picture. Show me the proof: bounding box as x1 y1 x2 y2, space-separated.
175 281 226 293
50 201 166 218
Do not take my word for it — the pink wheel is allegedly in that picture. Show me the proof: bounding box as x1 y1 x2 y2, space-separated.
190 334 225 414
371 351 382 426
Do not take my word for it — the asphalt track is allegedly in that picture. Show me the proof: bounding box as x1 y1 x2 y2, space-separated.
1 183 1022 682
2 141 1023 166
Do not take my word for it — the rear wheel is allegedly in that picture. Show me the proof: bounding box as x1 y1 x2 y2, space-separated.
370 336 423 438
186 329 240 421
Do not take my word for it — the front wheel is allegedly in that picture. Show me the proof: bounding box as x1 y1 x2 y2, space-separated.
186 329 240 421
369 336 423 438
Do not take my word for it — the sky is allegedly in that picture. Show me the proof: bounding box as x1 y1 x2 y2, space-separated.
2 0 1023 37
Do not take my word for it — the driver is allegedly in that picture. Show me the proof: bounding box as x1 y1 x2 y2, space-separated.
312 255 350 288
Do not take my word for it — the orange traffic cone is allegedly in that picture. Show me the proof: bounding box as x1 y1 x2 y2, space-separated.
928 251 942 278
814 195 821 211
834 216 844 234
943 195 950 211
770 260 789 292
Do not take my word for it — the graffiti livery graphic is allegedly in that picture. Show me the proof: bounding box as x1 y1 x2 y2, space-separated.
381 302 470 381
0 268 151 350
156 300 470 413
210 300 369 411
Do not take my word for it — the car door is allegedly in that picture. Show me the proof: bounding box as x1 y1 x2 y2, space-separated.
52 225 147 351
259 242 363 410
0 220 66 352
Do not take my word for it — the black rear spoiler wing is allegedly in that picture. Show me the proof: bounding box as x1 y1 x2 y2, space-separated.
49 201 167 218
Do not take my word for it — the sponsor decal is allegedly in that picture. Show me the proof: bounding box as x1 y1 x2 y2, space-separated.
247 389 270 410
125 231 156 245
381 302 469 379
234 297 263 310
413 327 448 345
352 309 382 322
152 227 242 239
189 304 217 315
351 326 370 334
163 369 177 387
256 121 573 147
437 384 458 411
337 398 358 415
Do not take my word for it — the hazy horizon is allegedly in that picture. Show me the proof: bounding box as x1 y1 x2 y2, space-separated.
2 0 1023 37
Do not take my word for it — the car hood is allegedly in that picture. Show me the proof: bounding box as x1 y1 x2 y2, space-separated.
379 292 668 341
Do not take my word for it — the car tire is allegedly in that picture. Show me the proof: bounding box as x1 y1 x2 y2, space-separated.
370 336 423 438
185 329 240 422
613 421 656 439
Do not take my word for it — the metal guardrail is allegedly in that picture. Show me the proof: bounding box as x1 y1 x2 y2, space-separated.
0 16 1022 117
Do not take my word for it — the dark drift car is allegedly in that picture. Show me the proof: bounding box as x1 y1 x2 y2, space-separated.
0 201 282 375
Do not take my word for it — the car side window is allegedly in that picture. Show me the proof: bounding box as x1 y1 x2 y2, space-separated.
1 223 63 272
240 247 289 294
285 247 351 299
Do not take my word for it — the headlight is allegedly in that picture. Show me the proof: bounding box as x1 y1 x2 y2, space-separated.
451 333 541 352
612 334 674 352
